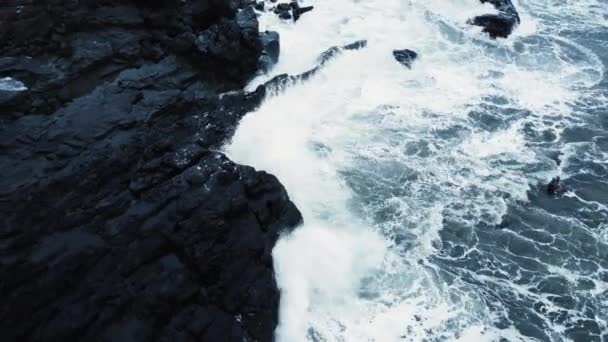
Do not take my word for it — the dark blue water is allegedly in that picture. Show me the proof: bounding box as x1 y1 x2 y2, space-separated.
432 22 608 342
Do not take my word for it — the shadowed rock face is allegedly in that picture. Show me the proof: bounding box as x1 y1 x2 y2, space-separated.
0 1 301 341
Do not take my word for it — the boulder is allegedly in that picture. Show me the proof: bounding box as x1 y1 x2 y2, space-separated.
468 0 520 38
393 49 418 68
278 10 292 20
271 1 314 21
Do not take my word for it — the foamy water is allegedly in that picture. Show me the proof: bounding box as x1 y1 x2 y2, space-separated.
225 0 608 341
0 77 27 91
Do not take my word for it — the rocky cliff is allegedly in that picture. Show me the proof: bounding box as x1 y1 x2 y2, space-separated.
0 1 301 341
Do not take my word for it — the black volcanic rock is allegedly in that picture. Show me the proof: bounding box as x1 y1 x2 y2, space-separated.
393 49 418 68
468 0 520 38
547 177 564 196
318 40 367 66
278 9 292 20
469 14 517 38
265 40 368 91
195 6 262 75
276 3 292 11
0 1 283 118
255 1 265 11
271 1 313 22
0 1 301 341
259 30 281 72
290 1 313 21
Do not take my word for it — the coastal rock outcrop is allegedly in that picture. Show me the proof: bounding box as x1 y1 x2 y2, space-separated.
468 0 520 38
0 1 301 341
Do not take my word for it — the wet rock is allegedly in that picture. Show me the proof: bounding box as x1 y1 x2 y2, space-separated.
195 6 263 80
266 40 368 90
259 30 281 72
291 1 314 21
468 0 520 38
547 177 564 196
276 3 292 11
318 40 367 65
0 88 22 106
255 1 265 11
0 1 301 341
271 1 313 22
343 40 368 51
0 0 279 118
393 49 418 68
0 56 51 75
278 9 292 20
469 14 518 38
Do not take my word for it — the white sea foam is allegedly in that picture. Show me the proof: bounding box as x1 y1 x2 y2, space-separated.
225 0 606 341
0 77 27 91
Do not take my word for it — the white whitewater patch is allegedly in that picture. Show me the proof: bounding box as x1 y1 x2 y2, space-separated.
225 0 605 341
462 126 533 160
0 77 27 91
273 224 386 341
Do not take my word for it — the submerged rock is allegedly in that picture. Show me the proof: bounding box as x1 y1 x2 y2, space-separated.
393 49 418 68
547 177 565 196
270 1 314 22
318 39 367 65
266 39 368 90
0 1 301 341
468 0 520 38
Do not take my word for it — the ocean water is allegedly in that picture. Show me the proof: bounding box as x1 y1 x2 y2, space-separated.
224 0 608 341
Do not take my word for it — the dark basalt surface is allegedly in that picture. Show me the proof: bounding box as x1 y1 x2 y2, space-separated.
0 1 302 341
393 49 418 69
258 1 314 22
468 0 520 38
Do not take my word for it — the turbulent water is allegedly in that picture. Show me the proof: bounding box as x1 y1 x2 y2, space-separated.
0 77 27 91
224 0 608 341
